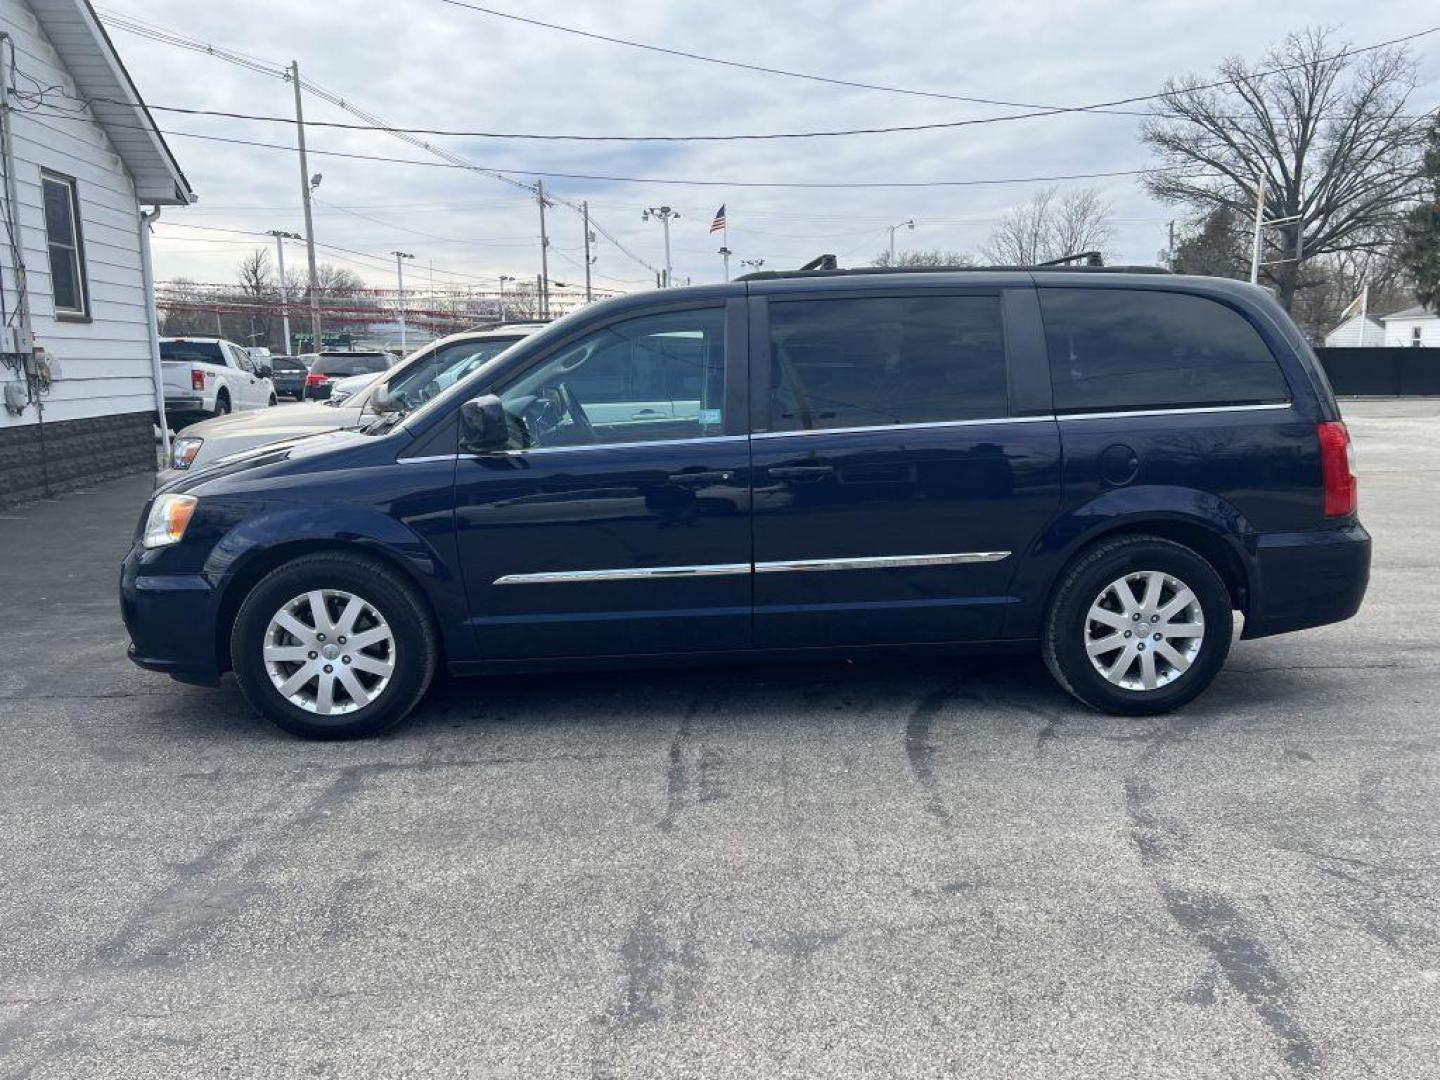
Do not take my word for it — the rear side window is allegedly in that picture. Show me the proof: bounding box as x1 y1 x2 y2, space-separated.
314 353 390 375
767 295 1007 431
160 341 224 365
1039 289 1290 413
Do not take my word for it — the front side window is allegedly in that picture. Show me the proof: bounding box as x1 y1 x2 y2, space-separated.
499 308 726 449
766 295 1008 431
1040 289 1290 413
42 173 88 318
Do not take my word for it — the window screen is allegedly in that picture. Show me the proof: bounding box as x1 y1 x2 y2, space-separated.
767 295 1008 431
1040 289 1290 413
42 174 88 317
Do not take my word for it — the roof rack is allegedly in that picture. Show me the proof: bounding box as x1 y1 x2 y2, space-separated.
736 263 1171 282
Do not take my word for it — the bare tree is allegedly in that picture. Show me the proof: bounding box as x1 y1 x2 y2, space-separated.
981 188 1056 265
870 249 976 268
236 249 280 349
1141 28 1424 311
980 187 1113 264
155 277 214 337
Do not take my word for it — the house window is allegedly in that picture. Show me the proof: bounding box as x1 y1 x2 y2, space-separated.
41 171 89 319
1413 327 1423 348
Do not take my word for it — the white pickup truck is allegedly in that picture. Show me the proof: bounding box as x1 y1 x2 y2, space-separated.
160 337 277 421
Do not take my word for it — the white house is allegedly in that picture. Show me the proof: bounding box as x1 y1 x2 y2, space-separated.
0 0 192 507
1381 305 1438 348
1322 313 1386 348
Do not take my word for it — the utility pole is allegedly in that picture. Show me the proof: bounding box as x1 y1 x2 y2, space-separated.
1249 176 1266 286
498 275 513 321
267 230 300 353
392 251 414 353
535 180 551 319
582 201 594 303
1166 220 1176 270
289 61 322 350
643 206 679 287
887 218 915 262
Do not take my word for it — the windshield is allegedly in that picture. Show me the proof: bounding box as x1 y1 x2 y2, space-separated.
160 341 223 364
378 337 523 413
313 353 390 375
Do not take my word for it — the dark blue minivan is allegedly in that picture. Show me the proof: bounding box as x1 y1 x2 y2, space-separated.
121 268 1369 738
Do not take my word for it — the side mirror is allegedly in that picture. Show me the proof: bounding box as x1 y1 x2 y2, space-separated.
370 382 399 414
460 394 509 452
257 363 273 379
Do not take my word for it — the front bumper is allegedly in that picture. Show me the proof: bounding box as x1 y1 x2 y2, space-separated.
120 549 223 683
1242 522 1371 639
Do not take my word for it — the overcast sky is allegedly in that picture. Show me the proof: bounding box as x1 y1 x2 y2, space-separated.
106 0 1439 295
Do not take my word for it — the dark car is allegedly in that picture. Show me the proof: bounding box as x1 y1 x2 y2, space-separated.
122 268 1369 738
268 355 308 400
302 351 392 400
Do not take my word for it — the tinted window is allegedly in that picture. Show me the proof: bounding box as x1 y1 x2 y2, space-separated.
767 295 1007 431
1040 289 1290 413
160 341 224 364
271 357 307 372
499 308 725 448
314 353 390 375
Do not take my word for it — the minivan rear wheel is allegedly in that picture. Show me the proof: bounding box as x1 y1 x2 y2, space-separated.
1042 535 1233 716
230 553 438 738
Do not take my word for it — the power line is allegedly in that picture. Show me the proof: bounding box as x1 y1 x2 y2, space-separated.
18 107 1180 189
434 1 1440 118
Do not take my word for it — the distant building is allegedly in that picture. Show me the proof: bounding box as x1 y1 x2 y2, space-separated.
1382 305 1438 348
1323 313 1386 348
0 0 193 507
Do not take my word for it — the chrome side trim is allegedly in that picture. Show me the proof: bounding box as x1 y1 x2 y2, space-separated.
1055 402 1292 421
494 562 751 585
502 434 746 457
395 453 460 464
755 551 1010 573
751 416 1052 440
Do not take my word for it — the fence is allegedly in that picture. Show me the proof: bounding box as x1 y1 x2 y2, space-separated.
1314 347 1440 397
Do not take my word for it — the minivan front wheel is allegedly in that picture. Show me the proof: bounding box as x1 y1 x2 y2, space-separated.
230 554 438 738
1042 535 1233 716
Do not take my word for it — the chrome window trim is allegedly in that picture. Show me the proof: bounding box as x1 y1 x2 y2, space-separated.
495 563 751 585
502 434 745 457
752 416 1051 440
754 552 1010 573
494 551 1010 585
1054 402 1292 421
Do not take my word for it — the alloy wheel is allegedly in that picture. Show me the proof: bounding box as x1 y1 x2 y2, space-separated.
1084 570 1205 692
263 589 396 715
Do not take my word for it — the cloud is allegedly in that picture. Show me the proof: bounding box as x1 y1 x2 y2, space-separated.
115 0 1438 289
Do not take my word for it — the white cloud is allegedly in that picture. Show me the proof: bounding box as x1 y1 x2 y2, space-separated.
111 0 1438 290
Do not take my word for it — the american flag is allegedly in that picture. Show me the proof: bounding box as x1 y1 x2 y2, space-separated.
709 205 727 233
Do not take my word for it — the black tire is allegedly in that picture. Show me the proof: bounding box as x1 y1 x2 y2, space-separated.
1042 534 1233 716
229 553 439 738
212 391 231 418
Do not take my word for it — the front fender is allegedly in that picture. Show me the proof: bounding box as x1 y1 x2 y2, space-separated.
1001 484 1258 639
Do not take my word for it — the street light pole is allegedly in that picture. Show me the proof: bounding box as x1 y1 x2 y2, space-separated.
267 230 301 353
718 245 731 282
1249 176 1266 286
289 61 322 349
888 218 915 262
392 251 414 353
498 275 513 321
643 206 679 286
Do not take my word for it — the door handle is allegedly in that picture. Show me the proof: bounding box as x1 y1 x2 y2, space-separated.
632 408 661 419
769 465 835 481
667 469 733 484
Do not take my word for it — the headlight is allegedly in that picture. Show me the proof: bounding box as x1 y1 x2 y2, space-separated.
143 494 198 549
170 436 203 470
329 390 352 405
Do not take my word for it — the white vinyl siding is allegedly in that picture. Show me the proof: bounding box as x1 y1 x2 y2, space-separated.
0 0 156 426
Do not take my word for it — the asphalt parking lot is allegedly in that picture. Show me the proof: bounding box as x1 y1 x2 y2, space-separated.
1 399 1437 1079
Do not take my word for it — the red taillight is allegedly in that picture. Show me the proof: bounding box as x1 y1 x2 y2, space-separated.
190 369 205 391
1317 421 1357 517
304 373 329 387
